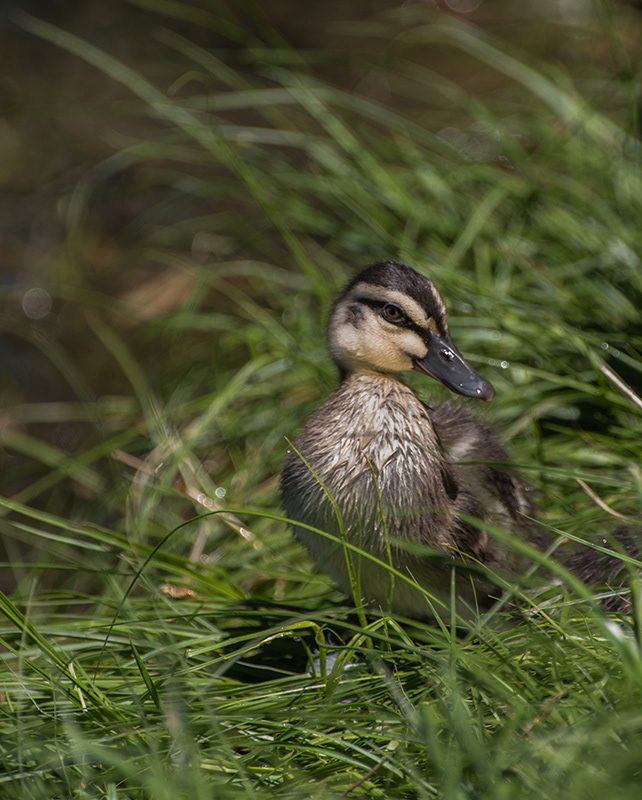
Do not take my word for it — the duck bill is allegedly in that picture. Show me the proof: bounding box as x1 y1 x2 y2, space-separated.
414 331 495 402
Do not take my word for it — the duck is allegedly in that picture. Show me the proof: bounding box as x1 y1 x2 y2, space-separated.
281 261 535 622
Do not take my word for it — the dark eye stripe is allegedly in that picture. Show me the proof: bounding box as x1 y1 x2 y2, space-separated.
358 297 421 331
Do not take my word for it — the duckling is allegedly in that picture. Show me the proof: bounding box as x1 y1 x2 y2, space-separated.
281 261 534 621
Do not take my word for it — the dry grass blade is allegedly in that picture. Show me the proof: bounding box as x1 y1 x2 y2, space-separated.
576 478 629 520
599 363 642 412
112 449 262 548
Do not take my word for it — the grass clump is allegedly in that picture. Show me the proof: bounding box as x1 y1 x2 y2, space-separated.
1 1 642 797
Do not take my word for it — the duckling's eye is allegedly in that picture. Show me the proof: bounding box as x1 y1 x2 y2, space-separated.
381 304 405 324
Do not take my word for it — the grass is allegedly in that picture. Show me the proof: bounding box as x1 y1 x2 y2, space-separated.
2 1 642 797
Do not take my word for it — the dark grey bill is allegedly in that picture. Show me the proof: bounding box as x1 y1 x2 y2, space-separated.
413 330 495 402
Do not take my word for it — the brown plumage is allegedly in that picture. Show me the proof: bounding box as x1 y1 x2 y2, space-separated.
281 262 535 621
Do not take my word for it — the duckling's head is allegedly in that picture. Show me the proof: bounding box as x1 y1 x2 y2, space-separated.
328 261 495 401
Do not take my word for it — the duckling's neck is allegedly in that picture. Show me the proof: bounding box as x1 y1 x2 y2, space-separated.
339 369 409 398
328 370 440 460
339 366 408 389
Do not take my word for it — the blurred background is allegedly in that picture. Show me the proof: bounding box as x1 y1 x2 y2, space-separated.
3 3 642 797
1 0 641 601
